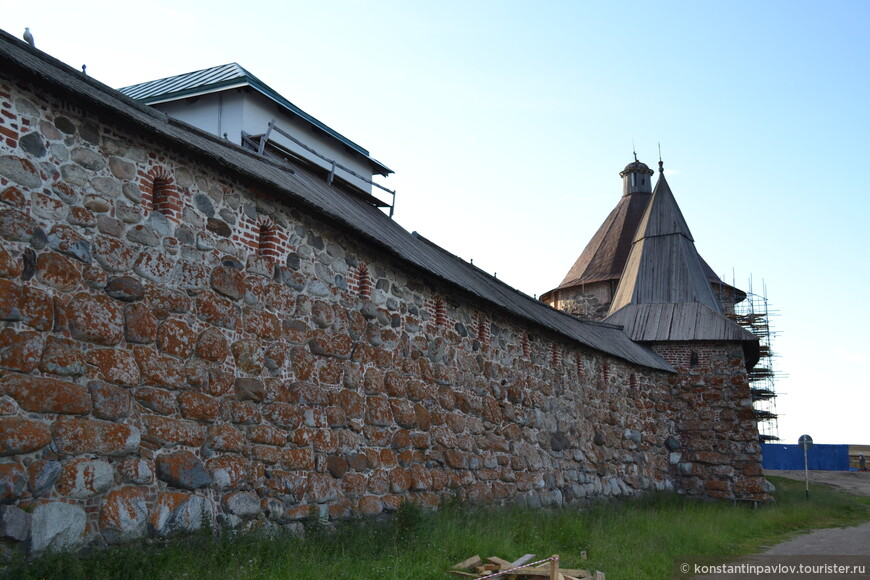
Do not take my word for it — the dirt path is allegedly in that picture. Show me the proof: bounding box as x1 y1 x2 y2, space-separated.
690 471 870 578
766 469 870 496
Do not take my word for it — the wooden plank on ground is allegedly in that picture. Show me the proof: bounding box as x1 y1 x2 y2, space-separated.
490 553 537 579
487 556 512 567
508 554 536 568
507 567 552 577
447 571 478 578
452 555 482 570
506 566 595 578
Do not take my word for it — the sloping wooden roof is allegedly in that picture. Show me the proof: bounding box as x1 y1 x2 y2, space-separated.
554 189 652 289
0 30 673 372
606 303 754 342
543 165 743 302
604 170 758 364
608 174 720 313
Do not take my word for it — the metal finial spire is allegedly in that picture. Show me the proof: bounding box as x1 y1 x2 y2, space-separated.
632 139 637 162
658 142 664 173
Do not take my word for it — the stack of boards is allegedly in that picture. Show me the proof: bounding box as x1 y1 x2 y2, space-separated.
448 554 605 580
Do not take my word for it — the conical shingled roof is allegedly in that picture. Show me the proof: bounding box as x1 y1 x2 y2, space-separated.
608 172 719 312
555 189 652 288
546 160 739 297
605 169 758 365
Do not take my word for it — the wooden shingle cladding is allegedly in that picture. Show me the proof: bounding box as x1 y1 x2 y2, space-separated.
608 173 729 316
0 30 672 372
608 224 722 313
606 303 756 344
541 168 744 305
605 171 759 367
554 189 651 289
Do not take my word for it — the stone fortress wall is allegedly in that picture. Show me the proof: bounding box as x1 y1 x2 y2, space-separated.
0 68 765 554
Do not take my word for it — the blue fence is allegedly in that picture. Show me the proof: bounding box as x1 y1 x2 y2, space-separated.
761 443 851 471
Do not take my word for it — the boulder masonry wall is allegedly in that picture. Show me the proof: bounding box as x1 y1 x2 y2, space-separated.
0 57 766 554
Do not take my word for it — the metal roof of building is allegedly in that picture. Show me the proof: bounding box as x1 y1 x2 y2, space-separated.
118 62 392 176
0 30 673 372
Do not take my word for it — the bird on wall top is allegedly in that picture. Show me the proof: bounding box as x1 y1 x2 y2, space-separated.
23 27 35 47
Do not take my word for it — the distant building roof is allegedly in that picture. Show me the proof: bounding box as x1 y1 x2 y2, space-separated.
118 62 392 176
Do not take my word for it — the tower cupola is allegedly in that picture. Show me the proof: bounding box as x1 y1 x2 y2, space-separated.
619 155 654 195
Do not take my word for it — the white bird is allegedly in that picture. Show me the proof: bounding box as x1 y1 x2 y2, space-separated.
23 27 34 47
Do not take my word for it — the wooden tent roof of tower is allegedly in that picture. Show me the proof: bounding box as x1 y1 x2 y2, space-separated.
554 187 652 289
543 160 741 301
604 167 759 365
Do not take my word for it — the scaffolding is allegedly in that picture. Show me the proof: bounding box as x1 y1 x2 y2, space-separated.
726 277 782 443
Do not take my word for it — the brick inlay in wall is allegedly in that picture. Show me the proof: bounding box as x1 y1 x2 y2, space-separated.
476 314 490 345
141 167 181 222
521 333 531 359
355 263 372 300
601 361 610 383
256 217 281 261
550 343 562 366
433 296 446 327
575 353 585 377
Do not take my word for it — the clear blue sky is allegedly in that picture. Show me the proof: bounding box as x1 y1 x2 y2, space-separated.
5 1 869 445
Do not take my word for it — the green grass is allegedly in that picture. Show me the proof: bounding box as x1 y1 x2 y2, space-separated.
5 477 869 580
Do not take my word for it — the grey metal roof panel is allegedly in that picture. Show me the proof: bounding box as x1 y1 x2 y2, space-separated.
119 63 393 176
0 30 672 372
119 63 247 101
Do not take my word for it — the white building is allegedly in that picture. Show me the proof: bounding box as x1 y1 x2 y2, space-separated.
120 63 393 208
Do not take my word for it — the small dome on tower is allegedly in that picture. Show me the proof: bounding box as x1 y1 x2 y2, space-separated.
619 160 654 178
619 158 654 195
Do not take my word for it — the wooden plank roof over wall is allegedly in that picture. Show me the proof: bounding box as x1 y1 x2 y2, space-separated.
0 29 673 372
